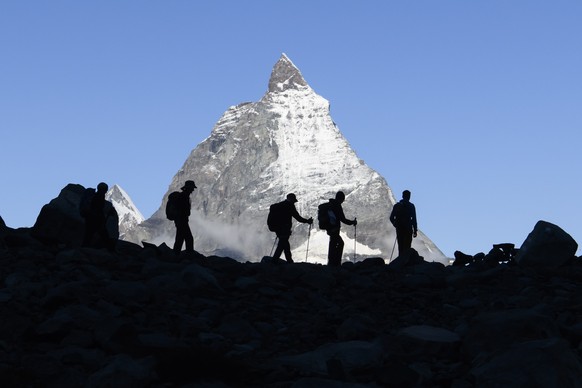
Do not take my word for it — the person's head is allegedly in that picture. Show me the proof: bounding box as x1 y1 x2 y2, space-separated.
181 180 197 193
286 193 298 203
97 182 108 193
335 191 345 203
402 190 411 201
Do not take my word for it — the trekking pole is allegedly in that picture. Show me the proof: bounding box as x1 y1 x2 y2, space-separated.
389 235 397 262
305 223 312 262
353 221 357 263
270 236 278 257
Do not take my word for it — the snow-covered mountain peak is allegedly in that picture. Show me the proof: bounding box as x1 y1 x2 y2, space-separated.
105 184 144 239
107 184 126 199
268 53 309 93
124 55 446 264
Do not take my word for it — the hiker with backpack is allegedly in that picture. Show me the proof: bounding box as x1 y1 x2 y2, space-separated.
267 193 313 263
319 191 357 267
389 189 418 256
80 182 117 251
167 180 197 255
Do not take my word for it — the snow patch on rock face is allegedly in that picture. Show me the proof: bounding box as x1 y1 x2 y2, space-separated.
106 185 144 239
260 84 376 210
124 54 446 264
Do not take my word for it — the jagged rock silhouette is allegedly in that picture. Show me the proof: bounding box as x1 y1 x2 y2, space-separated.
31 184 119 248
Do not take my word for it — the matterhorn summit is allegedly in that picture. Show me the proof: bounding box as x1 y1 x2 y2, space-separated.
268 54 309 92
125 54 445 263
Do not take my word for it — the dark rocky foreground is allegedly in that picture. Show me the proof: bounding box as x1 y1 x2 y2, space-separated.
1 221 582 387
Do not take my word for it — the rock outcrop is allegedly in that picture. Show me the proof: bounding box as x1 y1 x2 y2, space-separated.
516 220 578 269
31 183 88 246
31 184 119 248
0 221 581 386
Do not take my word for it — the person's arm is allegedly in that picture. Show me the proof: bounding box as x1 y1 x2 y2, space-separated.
338 206 356 226
389 203 398 226
411 204 418 236
291 206 312 224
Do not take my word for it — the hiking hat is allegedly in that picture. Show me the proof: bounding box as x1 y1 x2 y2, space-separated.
286 193 298 203
182 180 197 190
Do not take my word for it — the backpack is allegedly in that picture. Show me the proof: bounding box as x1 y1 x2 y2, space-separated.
317 202 337 230
165 191 181 221
79 188 96 218
267 201 287 232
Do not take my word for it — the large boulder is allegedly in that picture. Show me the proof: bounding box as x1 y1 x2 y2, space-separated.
32 184 86 246
397 325 460 359
278 340 384 376
31 184 119 247
471 338 582 387
515 220 578 269
387 248 425 270
462 307 561 360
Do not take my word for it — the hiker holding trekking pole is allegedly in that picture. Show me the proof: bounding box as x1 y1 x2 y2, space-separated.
267 193 313 263
318 191 357 267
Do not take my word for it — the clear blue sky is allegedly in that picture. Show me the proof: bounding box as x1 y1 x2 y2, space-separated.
1 1 580 258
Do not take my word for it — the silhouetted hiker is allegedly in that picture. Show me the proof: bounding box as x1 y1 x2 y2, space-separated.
390 190 417 256
267 193 313 263
0 215 6 247
169 180 197 254
81 182 116 251
320 191 357 266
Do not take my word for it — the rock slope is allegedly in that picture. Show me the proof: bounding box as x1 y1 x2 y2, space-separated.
1 220 581 387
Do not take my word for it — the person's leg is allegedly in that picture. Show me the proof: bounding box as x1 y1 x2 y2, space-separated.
335 235 344 265
396 228 412 255
327 236 333 265
184 222 194 252
174 220 185 254
274 234 292 262
328 233 343 266
282 235 293 263
402 232 412 252
396 230 404 256
273 234 285 259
